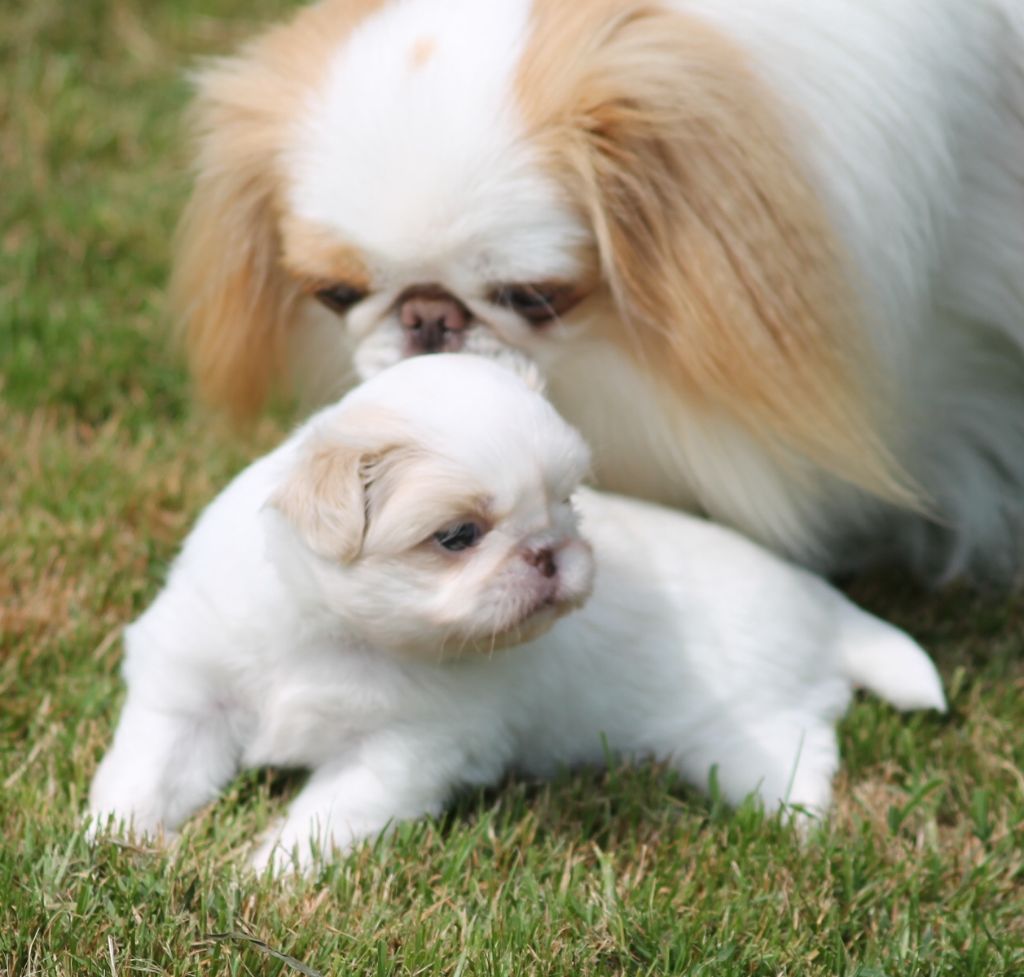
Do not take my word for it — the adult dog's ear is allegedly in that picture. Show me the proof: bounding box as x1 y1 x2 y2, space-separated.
521 3 919 508
170 2 381 419
170 49 303 420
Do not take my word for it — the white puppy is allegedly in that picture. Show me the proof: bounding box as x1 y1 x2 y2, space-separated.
88 356 945 872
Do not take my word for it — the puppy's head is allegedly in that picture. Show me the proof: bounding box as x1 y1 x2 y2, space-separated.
267 355 594 659
175 0 909 505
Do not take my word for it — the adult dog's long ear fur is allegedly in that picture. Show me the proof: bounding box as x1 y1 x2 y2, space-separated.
170 50 302 420
170 2 383 419
521 3 919 507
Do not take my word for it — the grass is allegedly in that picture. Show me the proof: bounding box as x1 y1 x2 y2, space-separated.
2 2 1022 974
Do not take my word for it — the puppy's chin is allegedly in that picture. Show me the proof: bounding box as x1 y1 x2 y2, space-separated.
504 595 587 644
452 600 579 658
377 593 581 664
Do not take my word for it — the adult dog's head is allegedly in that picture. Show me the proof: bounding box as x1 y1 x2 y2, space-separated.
173 0 915 560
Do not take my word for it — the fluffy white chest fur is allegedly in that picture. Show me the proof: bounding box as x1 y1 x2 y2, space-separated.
89 357 945 873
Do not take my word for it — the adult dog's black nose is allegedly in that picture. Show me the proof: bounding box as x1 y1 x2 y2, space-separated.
399 286 471 354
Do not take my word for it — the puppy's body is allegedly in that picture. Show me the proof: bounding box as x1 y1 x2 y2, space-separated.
89 358 944 872
174 0 1024 581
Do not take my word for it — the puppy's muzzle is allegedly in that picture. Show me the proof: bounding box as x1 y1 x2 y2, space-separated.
524 546 557 579
398 285 471 355
522 537 595 612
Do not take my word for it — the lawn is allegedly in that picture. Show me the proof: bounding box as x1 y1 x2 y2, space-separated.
2 2 1022 974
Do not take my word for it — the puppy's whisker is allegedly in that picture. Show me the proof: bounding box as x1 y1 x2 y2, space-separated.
437 619 460 662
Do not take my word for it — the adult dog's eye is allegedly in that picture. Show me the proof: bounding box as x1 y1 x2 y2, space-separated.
491 282 580 325
434 522 484 552
314 283 368 315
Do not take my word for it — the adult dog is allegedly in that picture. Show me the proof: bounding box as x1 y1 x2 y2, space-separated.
171 0 1024 580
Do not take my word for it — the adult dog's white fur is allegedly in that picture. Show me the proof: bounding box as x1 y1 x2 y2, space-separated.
88 356 945 873
172 0 1024 582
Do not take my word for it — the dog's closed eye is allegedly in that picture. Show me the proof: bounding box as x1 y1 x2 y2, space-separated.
314 282 369 315
490 282 583 326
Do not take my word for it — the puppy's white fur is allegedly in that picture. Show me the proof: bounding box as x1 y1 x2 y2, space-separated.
173 0 1024 583
89 356 945 872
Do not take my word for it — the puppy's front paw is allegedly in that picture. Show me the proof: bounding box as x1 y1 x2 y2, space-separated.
87 754 180 846
249 821 325 877
87 769 170 845
249 823 299 876
250 815 369 877
83 807 176 847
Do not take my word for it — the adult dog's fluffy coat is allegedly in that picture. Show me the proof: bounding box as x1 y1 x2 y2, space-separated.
172 0 1024 579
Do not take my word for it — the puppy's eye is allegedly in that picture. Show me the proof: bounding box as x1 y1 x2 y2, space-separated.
491 282 580 326
434 522 484 552
314 283 368 315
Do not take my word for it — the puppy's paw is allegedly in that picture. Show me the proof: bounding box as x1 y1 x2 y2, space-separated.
250 815 368 876
249 825 300 877
249 821 326 877
86 775 172 845
83 807 176 848
772 738 837 840
778 797 829 841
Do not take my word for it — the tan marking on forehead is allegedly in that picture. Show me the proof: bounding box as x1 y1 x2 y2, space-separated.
513 0 916 505
280 215 373 292
408 36 437 70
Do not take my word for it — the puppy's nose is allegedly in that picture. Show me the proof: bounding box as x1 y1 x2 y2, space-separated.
525 546 557 579
399 287 470 355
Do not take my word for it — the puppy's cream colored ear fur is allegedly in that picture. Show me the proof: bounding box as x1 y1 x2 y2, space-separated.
270 407 413 562
271 439 370 563
520 3 920 507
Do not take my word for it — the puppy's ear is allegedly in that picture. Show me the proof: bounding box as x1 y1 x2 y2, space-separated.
170 51 304 420
270 407 414 562
522 5 917 506
270 438 370 563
